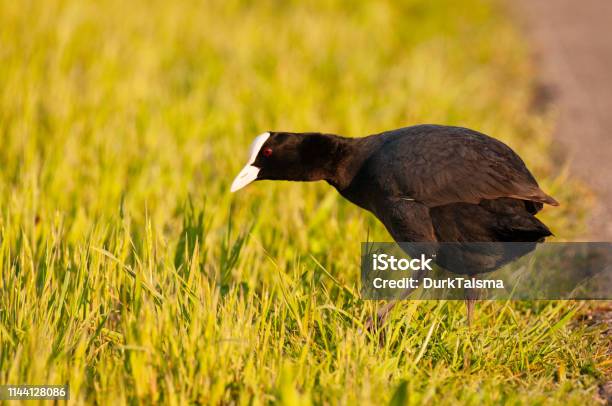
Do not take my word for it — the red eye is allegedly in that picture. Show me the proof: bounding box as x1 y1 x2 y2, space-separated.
262 147 273 157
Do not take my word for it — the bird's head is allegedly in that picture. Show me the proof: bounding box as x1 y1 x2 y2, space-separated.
230 132 341 192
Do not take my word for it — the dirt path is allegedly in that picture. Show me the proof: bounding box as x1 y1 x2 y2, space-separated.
516 1 612 241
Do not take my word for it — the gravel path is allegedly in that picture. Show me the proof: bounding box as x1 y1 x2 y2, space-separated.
517 0 612 241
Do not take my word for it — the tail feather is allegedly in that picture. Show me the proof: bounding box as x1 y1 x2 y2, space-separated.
431 197 553 243
430 197 553 274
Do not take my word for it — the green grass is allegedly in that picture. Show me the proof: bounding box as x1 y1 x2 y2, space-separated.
0 0 607 404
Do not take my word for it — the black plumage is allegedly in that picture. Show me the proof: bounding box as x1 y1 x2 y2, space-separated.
232 124 559 325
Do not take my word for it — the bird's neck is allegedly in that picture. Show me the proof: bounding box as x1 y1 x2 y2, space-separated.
321 134 382 190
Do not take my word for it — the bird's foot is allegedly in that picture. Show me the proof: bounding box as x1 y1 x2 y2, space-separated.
363 310 389 333
360 302 396 345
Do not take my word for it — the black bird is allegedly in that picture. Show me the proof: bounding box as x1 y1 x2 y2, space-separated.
231 125 558 326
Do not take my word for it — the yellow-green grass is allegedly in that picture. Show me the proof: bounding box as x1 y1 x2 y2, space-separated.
0 0 606 404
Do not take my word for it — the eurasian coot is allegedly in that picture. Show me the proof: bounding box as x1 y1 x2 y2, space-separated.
231 125 558 326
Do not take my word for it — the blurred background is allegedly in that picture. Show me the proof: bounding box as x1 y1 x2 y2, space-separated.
0 0 609 404
518 0 612 241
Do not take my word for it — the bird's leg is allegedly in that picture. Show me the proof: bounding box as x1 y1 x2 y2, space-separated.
465 297 475 327
464 277 481 327
363 295 403 332
363 269 426 333
362 199 437 334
